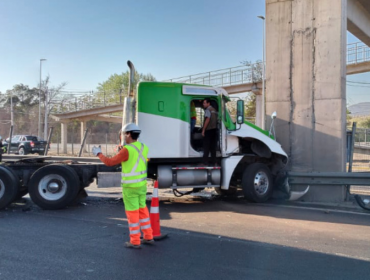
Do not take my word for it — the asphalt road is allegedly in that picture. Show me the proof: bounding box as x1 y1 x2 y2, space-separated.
1 189 370 280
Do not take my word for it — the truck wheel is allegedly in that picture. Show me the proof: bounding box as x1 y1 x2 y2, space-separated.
19 147 26 155
28 165 80 210
0 166 21 209
214 186 237 196
242 163 273 203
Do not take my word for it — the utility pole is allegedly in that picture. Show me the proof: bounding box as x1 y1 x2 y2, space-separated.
10 92 14 126
44 88 48 139
39 59 47 139
257 16 266 130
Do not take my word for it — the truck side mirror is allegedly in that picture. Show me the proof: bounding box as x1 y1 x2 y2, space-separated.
236 100 245 124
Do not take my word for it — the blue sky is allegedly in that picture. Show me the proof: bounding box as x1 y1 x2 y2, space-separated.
0 0 369 105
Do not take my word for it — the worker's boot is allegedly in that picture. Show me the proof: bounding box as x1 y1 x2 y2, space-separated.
141 239 155 245
124 242 141 249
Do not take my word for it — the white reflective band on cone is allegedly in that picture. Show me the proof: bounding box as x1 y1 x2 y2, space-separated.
150 206 159 213
153 188 158 198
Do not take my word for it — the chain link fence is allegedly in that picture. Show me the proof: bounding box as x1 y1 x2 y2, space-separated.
351 127 370 172
49 132 120 157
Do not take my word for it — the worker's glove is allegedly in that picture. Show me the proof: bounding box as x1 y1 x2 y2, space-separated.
92 146 102 156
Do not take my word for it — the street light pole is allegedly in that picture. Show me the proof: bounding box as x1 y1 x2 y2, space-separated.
39 59 46 139
10 92 14 126
257 15 266 130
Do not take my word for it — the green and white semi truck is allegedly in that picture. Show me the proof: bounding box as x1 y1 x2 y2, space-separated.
0 61 296 211
99 61 289 203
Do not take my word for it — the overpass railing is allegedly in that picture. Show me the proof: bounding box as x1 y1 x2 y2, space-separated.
53 42 369 114
164 62 264 88
347 42 370 65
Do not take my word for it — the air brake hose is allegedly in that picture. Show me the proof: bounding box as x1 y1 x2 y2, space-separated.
173 189 194 197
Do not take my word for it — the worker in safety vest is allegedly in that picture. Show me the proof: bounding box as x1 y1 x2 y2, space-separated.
92 123 154 249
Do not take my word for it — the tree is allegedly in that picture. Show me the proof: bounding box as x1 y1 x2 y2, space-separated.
96 71 156 104
39 75 68 138
240 60 263 83
244 93 256 121
239 60 263 123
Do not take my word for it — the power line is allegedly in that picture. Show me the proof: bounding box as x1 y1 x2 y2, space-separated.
347 80 370 85
346 84 370 88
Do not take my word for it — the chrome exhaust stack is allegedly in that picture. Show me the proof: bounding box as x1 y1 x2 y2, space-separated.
121 60 137 145
127 60 135 97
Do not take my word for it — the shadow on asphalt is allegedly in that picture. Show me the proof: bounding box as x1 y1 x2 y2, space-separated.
0 202 369 280
156 196 370 228
4 191 370 229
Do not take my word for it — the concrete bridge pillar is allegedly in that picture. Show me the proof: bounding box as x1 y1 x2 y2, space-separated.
255 95 263 128
61 121 68 154
266 0 347 202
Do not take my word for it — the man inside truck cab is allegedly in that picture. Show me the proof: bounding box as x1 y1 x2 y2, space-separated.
202 98 218 166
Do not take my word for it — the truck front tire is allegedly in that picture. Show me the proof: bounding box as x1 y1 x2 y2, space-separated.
242 163 273 203
28 165 80 210
0 166 21 209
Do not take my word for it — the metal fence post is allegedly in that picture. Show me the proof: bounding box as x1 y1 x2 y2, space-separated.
365 129 367 144
78 129 89 157
7 125 13 154
44 126 54 156
105 133 108 155
71 128 74 156
348 122 356 173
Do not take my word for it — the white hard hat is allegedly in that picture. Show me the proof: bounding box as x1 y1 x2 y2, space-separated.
122 123 141 133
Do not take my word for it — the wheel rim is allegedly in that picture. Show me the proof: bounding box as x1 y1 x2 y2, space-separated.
38 174 67 201
0 179 5 200
19 149 24 155
254 171 269 196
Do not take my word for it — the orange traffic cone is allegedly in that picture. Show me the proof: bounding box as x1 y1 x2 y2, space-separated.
150 181 168 240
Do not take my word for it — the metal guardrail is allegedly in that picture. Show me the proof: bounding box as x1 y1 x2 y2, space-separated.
288 172 370 186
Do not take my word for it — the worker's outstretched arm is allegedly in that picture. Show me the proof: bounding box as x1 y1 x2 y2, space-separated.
98 147 129 166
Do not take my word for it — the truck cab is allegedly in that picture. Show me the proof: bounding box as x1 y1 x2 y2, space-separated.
134 81 288 202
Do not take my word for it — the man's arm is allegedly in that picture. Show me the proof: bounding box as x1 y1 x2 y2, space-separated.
98 147 129 166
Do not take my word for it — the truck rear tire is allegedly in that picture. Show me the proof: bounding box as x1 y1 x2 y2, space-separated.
0 166 21 209
242 163 273 203
28 165 80 210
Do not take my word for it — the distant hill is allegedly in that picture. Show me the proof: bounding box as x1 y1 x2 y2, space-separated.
348 102 370 117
